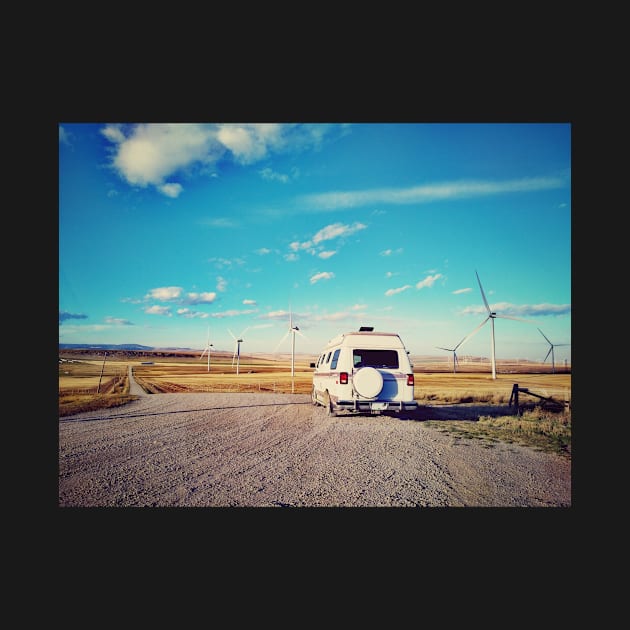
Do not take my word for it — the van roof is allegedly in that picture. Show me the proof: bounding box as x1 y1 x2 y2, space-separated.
323 331 405 350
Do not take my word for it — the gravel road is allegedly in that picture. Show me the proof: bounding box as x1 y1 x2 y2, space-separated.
58 386 571 507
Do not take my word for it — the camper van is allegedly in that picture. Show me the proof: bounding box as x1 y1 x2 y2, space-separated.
310 327 417 416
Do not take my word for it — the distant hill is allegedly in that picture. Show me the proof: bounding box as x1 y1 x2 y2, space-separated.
59 343 197 352
59 343 156 351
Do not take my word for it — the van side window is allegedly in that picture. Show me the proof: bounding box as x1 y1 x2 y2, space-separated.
326 352 332 364
330 348 340 369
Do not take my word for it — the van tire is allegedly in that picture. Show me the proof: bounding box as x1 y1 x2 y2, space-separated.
324 391 336 417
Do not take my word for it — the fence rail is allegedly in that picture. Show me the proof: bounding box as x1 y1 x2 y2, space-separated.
509 383 570 414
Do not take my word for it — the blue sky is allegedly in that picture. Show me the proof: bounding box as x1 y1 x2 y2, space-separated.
59 122 571 363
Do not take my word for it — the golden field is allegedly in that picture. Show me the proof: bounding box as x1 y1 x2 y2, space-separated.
59 349 571 404
58 349 571 456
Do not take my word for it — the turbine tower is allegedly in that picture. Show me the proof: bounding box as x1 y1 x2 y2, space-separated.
274 306 306 392
538 328 570 374
228 327 249 375
199 326 213 372
475 270 534 380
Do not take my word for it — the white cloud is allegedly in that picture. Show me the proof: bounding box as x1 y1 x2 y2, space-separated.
318 250 337 259
101 123 343 198
453 287 472 295
299 176 570 211
313 311 350 321
159 182 183 198
104 316 133 326
186 292 217 304
416 273 443 289
177 308 210 319
288 221 367 259
284 253 299 262
461 303 571 317
243 299 257 305
216 277 227 292
259 167 289 183
145 305 172 316
310 271 335 284
208 256 245 268
104 123 215 190
255 248 271 255
209 308 259 318
385 285 412 296
259 310 290 320
146 286 182 301
217 124 271 164
312 221 366 244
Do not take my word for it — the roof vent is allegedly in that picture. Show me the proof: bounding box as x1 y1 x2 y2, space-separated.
359 326 374 332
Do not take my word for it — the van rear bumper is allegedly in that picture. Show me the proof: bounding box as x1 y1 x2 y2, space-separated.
336 399 418 413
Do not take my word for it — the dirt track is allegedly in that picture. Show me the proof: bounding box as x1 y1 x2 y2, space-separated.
58 391 571 508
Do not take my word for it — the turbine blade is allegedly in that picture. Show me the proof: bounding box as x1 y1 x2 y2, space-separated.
538 328 552 344
456 317 489 350
436 346 455 352
295 328 307 339
232 345 237 366
200 347 208 360
228 328 236 340
240 326 250 338
543 347 552 363
274 330 290 353
475 270 491 314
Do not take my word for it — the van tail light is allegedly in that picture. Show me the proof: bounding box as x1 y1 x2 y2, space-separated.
407 374 414 386
340 372 348 385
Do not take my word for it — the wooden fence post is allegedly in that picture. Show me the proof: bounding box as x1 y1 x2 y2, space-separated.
509 383 519 412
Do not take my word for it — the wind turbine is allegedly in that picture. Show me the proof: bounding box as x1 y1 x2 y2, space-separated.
274 306 306 391
199 326 213 372
538 328 570 374
228 327 249 375
436 318 488 374
475 270 534 380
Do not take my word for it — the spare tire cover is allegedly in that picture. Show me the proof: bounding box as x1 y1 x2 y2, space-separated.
353 367 383 398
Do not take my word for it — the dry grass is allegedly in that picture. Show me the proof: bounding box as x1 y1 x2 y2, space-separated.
424 406 571 458
58 359 136 416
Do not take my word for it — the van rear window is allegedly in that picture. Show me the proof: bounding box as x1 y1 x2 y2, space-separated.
353 349 399 369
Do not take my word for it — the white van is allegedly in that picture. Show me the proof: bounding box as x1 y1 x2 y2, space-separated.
310 326 417 416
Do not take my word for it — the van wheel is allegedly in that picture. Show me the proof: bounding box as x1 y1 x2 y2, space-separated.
311 386 318 406
324 391 336 417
